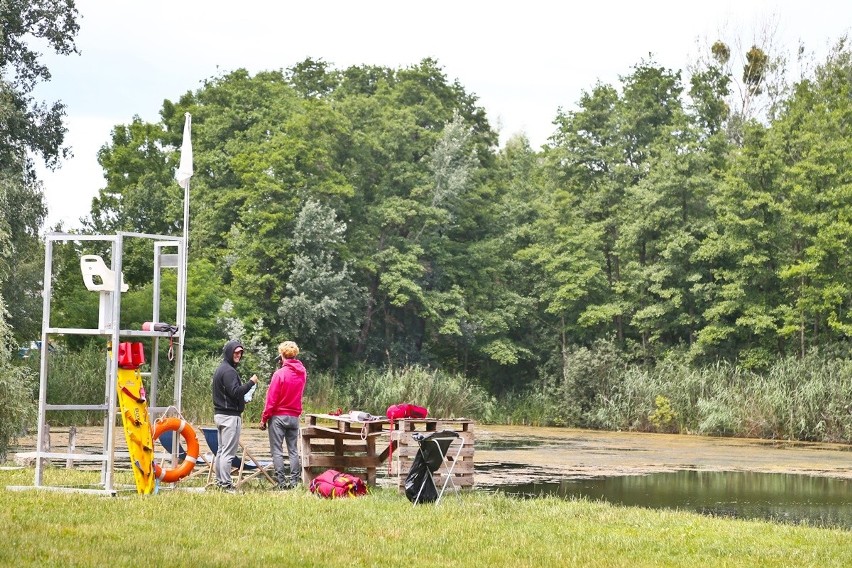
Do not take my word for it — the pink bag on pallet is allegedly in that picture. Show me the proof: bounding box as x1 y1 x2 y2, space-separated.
386 403 428 420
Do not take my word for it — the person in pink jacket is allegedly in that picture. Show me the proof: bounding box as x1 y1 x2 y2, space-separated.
260 341 307 489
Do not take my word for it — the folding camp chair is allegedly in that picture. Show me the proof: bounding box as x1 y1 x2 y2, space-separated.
157 429 212 482
404 430 464 505
201 427 276 489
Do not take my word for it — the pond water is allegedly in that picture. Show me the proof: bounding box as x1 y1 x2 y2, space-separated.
473 426 852 530
13 423 851 529
477 470 852 529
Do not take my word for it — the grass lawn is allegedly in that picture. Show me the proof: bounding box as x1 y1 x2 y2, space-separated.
2 468 850 567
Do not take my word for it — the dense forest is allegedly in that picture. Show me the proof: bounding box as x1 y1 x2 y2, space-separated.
67 41 852 380
3 2 852 454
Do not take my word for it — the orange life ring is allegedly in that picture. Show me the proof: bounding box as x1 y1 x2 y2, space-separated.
152 417 199 483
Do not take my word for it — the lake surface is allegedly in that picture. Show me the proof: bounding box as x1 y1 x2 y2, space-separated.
13 423 852 528
477 469 852 529
473 426 852 529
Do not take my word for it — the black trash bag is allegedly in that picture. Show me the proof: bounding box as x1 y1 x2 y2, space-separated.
404 449 438 503
404 431 460 504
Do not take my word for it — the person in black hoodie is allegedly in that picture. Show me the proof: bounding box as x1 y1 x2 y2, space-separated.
211 340 258 492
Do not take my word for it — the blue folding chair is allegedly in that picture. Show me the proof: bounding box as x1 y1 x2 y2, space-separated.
201 427 275 489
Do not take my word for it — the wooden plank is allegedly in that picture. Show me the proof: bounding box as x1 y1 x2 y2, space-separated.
306 438 378 448
432 471 473 483
304 413 390 428
377 440 396 462
391 431 475 445
306 443 374 454
392 429 475 439
389 419 474 435
396 460 474 474
434 472 475 482
393 446 475 459
304 455 384 468
301 426 387 439
307 441 398 460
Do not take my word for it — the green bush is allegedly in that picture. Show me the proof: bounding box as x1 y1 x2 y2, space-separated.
156 352 220 424
0 299 37 461
558 338 627 427
43 343 107 425
551 343 852 443
0 361 35 462
648 395 678 432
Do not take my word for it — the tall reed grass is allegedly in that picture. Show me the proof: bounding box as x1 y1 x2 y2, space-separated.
12 342 852 444
304 365 497 420
503 342 852 443
13 350 495 432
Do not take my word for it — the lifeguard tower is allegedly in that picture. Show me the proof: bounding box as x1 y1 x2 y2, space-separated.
15 231 188 495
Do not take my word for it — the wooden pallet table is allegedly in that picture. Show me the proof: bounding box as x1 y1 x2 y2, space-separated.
300 413 393 486
300 414 476 491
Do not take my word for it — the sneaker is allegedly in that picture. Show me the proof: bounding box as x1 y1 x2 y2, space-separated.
217 482 237 494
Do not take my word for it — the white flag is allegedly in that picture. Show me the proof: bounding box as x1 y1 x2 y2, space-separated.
175 112 193 189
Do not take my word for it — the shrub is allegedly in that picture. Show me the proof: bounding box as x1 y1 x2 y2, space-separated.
0 362 35 462
0 299 37 461
559 338 627 427
648 395 678 432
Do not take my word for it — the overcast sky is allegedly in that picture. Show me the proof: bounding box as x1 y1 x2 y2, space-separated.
31 0 852 230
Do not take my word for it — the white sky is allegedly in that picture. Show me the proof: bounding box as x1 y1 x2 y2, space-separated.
31 0 852 230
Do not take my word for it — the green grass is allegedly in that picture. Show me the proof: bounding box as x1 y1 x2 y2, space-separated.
2 469 850 567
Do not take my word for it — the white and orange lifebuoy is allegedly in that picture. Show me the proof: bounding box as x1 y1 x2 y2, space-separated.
152 417 199 483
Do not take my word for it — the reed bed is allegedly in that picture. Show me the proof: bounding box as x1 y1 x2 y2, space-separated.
9 344 852 445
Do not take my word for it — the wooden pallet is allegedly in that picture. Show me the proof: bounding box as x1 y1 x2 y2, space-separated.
300 414 391 486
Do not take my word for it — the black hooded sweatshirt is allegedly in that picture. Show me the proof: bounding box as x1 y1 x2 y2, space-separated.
211 340 254 416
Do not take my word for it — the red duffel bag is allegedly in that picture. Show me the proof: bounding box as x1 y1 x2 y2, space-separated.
386 403 428 420
309 469 367 498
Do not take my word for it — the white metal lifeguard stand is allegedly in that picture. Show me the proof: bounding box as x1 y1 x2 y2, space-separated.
14 231 188 495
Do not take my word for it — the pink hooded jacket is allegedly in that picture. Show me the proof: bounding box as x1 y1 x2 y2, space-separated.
261 358 307 422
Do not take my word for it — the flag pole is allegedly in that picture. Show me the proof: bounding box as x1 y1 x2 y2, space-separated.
175 112 193 413
181 172 189 346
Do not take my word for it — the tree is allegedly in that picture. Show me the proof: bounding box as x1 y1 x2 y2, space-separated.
693 38 852 366
0 168 46 340
545 58 731 362
774 39 852 354
548 81 625 343
691 20 790 144
278 200 364 371
451 134 541 389
87 118 180 284
0 0 80 343
0 0 79 174
693 122 789 366
0 294 35 460
331 59 496 366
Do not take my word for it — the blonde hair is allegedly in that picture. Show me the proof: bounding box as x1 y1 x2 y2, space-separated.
278 341 299 359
